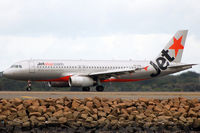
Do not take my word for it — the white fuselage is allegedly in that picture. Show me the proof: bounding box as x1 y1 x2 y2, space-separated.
3 59 189 82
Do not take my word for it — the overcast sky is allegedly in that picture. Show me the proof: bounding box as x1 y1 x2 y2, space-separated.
0 0 199 73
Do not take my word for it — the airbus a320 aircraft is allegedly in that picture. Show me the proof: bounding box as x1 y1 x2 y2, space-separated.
2 30 196 91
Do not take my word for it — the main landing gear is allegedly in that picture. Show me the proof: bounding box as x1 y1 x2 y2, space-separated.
82 85 104 92
26 80 32 91
96 85 104 92
82 87 90 91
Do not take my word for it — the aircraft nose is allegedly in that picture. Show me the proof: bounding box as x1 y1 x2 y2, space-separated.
3 70 13 78
0 71 3 77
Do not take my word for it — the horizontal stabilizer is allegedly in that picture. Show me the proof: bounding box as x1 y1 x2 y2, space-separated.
168 64 197 69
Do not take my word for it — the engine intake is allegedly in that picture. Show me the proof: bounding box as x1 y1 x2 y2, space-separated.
48 82 69 87
69 76 95 87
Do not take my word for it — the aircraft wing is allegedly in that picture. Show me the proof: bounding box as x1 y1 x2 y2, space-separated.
89 68 142 79
168 64 197 69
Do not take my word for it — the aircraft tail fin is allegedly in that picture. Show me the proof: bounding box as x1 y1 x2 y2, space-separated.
156 30 188 63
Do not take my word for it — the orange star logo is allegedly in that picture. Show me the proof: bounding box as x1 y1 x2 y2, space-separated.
169 36 184 57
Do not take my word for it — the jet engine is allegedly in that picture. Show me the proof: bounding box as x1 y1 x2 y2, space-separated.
69 76 95 87
48 82 69 87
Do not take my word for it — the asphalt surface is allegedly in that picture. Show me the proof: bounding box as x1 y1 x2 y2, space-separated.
0 91 200 99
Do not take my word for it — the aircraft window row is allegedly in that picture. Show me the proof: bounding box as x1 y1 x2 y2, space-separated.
11 65 22 68
37 65 139 69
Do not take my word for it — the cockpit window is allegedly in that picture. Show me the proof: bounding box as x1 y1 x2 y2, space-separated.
10 65 22 68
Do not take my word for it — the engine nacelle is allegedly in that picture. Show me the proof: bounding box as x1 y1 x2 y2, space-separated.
69 76 95 87
48 82 69 87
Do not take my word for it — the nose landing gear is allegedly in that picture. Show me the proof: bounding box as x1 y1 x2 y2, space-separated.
26 80 32 91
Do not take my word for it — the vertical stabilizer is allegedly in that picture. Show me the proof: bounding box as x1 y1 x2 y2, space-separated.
156 30 188 63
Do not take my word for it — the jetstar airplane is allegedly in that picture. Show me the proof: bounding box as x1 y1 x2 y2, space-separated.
1 30 196 91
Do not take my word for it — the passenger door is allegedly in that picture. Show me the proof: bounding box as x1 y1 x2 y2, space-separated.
29 60 35 73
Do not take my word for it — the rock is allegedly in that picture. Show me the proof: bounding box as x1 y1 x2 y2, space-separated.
47 106 56 113
93 108 98 114
2 110 11 116
72 100 80 109
178 107 186 113
38 106 47 114
173 112 181 118
22 121 30 127
53 110 63 118
84 97 93 101
29 112 41 117
86 101 93 109
64 106 70 112
0 115 6 121
191 98 199 104
107 114 117 120
16 104 24 111
138 97 148 103
12 98 22 106
154 106 162 112
98 117 106 124
93 98 101 108
188 109 197 117
103 106 111 114
86 117 93 122
135 113 145 120
81 113 88 119
73 111 80 119
170 107 177 112
193 118 200 128
63 112 73 119
56 104 64 110
37 117 46 121
121 108 129 116
23 100 32 108
17 110 27 117
28 105 38 112
116 103 126 108
32 100 40 106
10 107 17 112
56 98 64 105
98 111 106 117
179 116 187 122
157 116 172 122
58 117 67 123
44 98 55 103
164 105 171 110
91 114 98 120
7 114 17 120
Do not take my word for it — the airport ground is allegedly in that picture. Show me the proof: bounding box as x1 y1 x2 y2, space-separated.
0 91 200 99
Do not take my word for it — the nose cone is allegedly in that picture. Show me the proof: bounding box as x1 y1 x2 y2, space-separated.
3 70 13 78
0 71 3 77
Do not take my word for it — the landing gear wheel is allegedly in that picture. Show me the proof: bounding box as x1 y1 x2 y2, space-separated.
26 87 31 91
26 80 32 91
82 87 90 91
96 85 104 92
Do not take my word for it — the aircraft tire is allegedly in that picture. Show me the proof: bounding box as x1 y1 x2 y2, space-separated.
96 85 104 92
82 87 90 91
26 87 31 91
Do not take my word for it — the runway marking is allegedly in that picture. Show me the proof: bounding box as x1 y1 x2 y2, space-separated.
21 96 38 99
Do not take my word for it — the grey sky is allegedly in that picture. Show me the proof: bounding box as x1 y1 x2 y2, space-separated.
0 0 199 72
